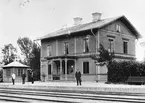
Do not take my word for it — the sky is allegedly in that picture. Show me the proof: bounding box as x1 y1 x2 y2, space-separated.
0 0 145 61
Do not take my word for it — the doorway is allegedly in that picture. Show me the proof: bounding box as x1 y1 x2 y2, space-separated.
53 61 60 80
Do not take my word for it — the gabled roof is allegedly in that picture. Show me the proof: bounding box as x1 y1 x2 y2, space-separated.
3 61 30 68
39 15 141 40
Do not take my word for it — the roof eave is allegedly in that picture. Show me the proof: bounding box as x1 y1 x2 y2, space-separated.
3 66 29 68
40 29 93 40
120 16 142 39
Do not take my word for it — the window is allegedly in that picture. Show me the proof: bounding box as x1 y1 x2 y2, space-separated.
108 38 115 52
83 38 89 52
62 60 66 74
64 42 69 54
6 69 11 76
48 64 51 75
123 41 128 54
47 45 52 56
67 60 74 74
18 69 23 76
116 24 121 32
83 62 89 74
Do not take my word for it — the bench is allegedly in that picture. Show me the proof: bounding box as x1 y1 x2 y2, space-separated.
126 76 145 85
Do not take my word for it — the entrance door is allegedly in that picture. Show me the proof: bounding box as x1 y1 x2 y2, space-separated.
53 61 60 80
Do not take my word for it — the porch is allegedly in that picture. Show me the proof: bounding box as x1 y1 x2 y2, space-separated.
46 56 77 81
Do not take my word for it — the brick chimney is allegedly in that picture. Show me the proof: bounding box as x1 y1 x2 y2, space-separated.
73 17 82 25
92 12 102 22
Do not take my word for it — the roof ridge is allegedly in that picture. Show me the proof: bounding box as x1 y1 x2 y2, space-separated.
38 15 140 40
54 15 124 31
63 15 124 29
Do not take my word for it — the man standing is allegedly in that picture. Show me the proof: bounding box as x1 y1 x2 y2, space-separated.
31 70 34 84
75 70 82 86
22 73 26 84
11 73 16 85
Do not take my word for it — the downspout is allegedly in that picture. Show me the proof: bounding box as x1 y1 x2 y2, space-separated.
97 30 100 53
91 28 100 82
97 30 100 82
91 28 100 54
91 28 98 54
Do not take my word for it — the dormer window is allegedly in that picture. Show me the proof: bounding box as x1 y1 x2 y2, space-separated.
64 42 69 54
116 24 121 32
83 36 89 52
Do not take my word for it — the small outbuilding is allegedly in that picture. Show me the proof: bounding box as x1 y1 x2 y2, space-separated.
2 61 30 82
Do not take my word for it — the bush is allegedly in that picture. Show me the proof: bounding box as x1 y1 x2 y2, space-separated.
41 72 46 82
107 61 145 83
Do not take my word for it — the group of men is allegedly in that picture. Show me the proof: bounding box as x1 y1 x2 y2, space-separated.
11 70 82 86
75 70 82 86
11 70 34 85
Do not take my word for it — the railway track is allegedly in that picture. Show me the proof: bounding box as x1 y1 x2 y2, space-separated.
0 87 144 103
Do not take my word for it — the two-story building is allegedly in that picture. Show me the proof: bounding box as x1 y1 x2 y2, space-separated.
39 12 141 82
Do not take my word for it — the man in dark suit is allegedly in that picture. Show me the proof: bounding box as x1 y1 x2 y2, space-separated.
31 70 34 84
75 70 82 86
22 73 26 84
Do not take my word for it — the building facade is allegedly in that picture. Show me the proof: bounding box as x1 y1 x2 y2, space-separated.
39 13 141 82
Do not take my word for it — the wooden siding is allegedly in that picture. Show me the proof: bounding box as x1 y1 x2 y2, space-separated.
99 20 136 56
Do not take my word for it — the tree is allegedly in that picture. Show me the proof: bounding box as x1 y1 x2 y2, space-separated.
90 44 114 64
90 44 114 83
17 37 40 80
17 37 33 65
1 44 17 65
97 44 114 63
29 42 40 80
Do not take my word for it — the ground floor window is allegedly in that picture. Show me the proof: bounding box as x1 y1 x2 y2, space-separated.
83 62 89 74
48 64 51 75
62 60 75 74
18 69 23 76
6 69 11 76
62 60 65 74
67 60 74 74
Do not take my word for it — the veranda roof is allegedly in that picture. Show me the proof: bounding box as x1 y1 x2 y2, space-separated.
3 61 30 68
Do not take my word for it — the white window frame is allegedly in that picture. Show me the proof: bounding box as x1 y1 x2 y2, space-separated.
83 37 89 52
47 45 52 56
64 42 69 54
83 61 89 74
123 40 128 54
108 38 115 53
116 24 121 32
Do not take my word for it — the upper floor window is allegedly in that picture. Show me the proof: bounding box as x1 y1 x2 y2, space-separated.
47 45 52 56
123 41 128 54
83 37 89 52
116 24 121 32
64 42 69 54
108 38 115 52
83 62 89 74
